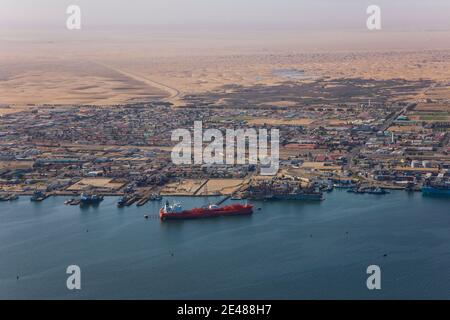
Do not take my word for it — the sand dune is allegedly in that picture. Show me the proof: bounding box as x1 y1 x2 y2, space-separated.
0 59 168 106
0 29 449 106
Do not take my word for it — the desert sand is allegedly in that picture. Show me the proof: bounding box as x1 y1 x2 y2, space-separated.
1 28 449 106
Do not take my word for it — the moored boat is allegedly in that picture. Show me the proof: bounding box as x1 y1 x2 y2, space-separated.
366 187 390 195
150 193 162 201
0 194 18 201
117 195 129 207
80 193 104 206
422 181 450 197
7 194 18 201
30 191 48 202
334 183 357 189
270 192 323 201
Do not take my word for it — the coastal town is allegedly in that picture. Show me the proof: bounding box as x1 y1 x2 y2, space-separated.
1 77 449 206
2 0 450 302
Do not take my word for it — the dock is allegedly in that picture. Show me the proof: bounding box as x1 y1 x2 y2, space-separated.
0 194 19 201
136 196 149 207
65 198 81 206
136 190 163 206
124 195 138 206
30 194 50 202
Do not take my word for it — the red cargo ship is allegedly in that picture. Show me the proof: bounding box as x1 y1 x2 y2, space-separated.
160 201 253 220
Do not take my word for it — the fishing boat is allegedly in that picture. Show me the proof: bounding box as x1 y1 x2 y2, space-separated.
80 193 104 206
30 191 48 202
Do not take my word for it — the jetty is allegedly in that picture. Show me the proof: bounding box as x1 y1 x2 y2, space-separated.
0 194 19 201
65 198 81 206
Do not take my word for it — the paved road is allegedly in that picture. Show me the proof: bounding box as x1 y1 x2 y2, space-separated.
94 61 181 104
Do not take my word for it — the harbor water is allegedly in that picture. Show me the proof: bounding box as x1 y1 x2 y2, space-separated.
0 190 449 299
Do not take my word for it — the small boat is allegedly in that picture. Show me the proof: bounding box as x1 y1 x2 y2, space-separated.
30 191 48 202
422 181 450 197
333 183 357 189
0 194 18 201
66 198 81 205
117 195 129 207
366 187 390 195
347 188 366 194
80 193 104 206
149 194 162 201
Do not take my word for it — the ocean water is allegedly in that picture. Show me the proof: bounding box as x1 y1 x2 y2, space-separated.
0 191 449 299
272 69 320 80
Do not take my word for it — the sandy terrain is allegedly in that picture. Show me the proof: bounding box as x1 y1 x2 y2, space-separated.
161 179 206 196
0 161 34 170
415 103 450 112
409 114 450 122
196 179 244 196
0 29 449 106
0 107 30 116
301 162 342 172
66 178 125 191
388 125 429 132
0 60 168 106
161 178 244 196
247 118 315 126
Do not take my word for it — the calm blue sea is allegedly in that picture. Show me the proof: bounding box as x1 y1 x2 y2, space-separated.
0 190 449 299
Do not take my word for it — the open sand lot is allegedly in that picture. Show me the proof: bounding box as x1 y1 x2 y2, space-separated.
421 85 450 101
409 102 450 122
414 103 450 113
246 118 315 126
300 162 342 172
195 179 244 196
0 107 31 116
0 161 34 170
66 178 125 191
279 147 329 160
388 125 429 133
408 113 450 122
161 179 207 196
325 119 350 126
162 179 244 196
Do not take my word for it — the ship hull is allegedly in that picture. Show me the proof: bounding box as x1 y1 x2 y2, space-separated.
249 194 323 201
422 186 450 197
80 200 103 206
160 205 253 220
80 194 104 206
271 194 323 201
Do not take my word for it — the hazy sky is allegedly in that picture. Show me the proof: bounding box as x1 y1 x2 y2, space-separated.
1 0 450 30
